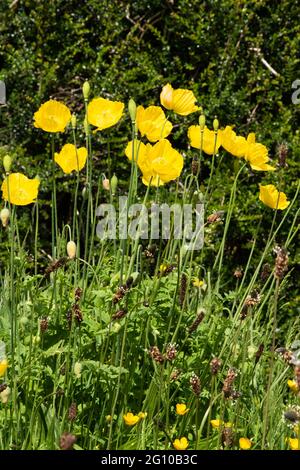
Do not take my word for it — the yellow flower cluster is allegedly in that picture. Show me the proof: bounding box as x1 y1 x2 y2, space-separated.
123 411 147 426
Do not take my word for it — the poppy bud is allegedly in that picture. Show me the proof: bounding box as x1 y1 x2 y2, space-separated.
3 155 12 173
199 114 205 130
67 241 77 260
0 386 10 404
82 186 88 199
71 113 77 129
110 174 118 195
102 178 110 191
82 81 90 100
128 98 137 122
0 208 10 227
213 117 219 131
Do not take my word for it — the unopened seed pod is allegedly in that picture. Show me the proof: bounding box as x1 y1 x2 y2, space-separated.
3 155 12 173
199 114 206 130
128 98 137 122
213 117 219 131
110 174 118 195
67 241 77 260
71 113 77 129
102 178 110 191
82 81 90 100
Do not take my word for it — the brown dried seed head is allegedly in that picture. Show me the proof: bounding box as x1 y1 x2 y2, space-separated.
188 310 205 334
222 426 234 448
191 159 199 175
112 309 127 321
190 373 201 396
222 368 238 398
210 357 222 375
149 346 164 364
207 211 223 224
274 246 288 280
165 343 177 362
59 432 76 450
40 317 49 333
0 383 7 393
261 263 271 281
170 369 181 382
74 287 83 302
255 344 264 364
68 403 77 422
179 273 187 308
233 267 243 279
277 143 288 168
45 257 69 275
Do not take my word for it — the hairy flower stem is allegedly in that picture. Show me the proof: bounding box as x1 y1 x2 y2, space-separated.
51 134 58 258
262 277 280 449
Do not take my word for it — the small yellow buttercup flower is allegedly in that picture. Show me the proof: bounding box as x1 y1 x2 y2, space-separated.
239 437 252 450
289 437 300 450
188 125 222 155
0 358 8 377
160 83 199 116
287 379 299 393
87 97 124 131
221 126 248 158
173 437 189 450
138 411 147 419
136 105 172 142
123 412 140 426
34 100 71 133
259 184 290 210
192 278 204 288
176 404 189 416
210 419 223 429
54 144 88 174
1 173 40 206
105 415 112 423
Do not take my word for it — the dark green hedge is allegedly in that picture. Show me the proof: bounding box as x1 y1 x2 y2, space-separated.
0 0 299 286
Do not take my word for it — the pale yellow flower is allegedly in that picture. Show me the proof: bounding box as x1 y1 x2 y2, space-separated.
54 144 87 174
87 97 124 131
1 173 40 206
136 105 172 142
160 83 199 115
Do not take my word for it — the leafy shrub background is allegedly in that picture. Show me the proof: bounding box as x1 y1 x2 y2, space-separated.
0 0 299 303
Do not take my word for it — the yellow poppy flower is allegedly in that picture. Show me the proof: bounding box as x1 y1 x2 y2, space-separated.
289 438 300 450
125 139 183 186
1 173 40 206
244 134 275 171
160 83 199 116
34 100 71 133
173 437 189 450
287 379 299 393
142 139 184 186
221 126 248 158
136 105 172 142
176 403 189 415
188 125 222 155
259 184 290 210
87 97 124 131
123 412 140 426
239 437 252 450
54 144 88 174
0 358 8 377
125 140 152 165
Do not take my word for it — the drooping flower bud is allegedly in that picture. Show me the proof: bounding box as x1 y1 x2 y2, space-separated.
82 81 90 100
213 117 219 131
110 173 118 195
0 208 10 227
102 177 110 191
199 114 205 130
71 113 77 129
0 386 10 404
67 241 77 260
128 98 137 122
3 155 12 173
